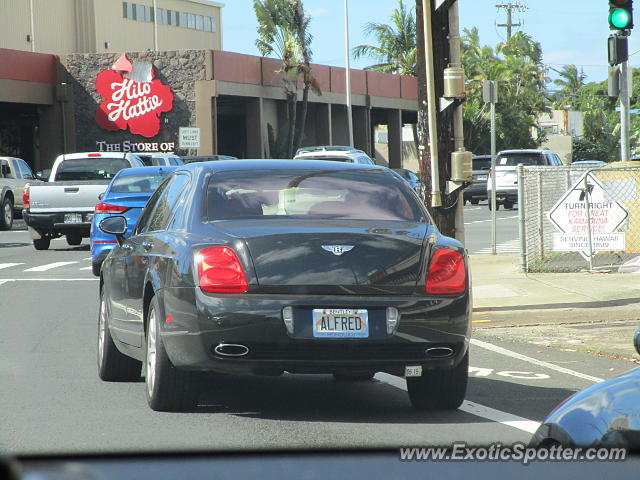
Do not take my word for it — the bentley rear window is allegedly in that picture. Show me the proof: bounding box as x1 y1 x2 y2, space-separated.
206 169 422 222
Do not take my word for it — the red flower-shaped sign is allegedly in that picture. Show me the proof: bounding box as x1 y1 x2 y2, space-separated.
95 58 173 138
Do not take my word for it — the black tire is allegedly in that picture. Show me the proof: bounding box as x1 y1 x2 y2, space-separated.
333 372 375 382
488 202 500 211
33 237 50 250
145 295 198 411
66 233 82 246
406 352 468 410
503 201 514 210
0 197 13 230
97 286 142 381
92 261 102 277
470 199 480 205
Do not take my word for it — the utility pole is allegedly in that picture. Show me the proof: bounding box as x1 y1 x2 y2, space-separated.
496 1 527 40
344 0 354 147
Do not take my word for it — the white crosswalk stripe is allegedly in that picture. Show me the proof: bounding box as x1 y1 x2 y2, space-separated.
23 261 79 272
473 239 521 255
0 263 24 270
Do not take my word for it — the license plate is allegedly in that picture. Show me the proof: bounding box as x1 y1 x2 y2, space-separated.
64 213 83 224
312 309 369 338
405 366 422 377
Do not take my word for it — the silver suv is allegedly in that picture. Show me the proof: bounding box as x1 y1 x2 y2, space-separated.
487 149 563 210
294 146 376 165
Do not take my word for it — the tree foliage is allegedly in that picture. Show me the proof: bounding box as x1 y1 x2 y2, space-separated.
352 0 417 75
462 28 548 154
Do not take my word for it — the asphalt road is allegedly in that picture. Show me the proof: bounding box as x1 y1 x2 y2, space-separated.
463 201 520 254
1 222 634 455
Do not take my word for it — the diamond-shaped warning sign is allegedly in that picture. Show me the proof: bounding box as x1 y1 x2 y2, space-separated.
548 172 629 259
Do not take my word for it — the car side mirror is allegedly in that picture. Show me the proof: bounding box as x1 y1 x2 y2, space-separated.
634 328 640 356
98 192 105 201
99 216 127 245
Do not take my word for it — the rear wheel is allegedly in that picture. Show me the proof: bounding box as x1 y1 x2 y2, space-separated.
145 296 198 411
333 372 375 382
66 233 82 246
97 287 142 381
92 261 102 277
488 202 500 211
33 237 50 250
406 352 468 410
0 197 13 230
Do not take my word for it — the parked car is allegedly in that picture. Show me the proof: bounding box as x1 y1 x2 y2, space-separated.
182 155 238 164
570 160 606 167
487 149 562 210
137 153 184 167
22 152 144 250
97 160 471 412
294 146 376 165
391 168 423 195
0 156 42 230
531 328 640 450
90 166 177 276
463 155 491 205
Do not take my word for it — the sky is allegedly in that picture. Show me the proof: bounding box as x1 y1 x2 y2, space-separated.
220 0 639 85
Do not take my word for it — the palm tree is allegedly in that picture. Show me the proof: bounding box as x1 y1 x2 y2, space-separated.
254 0 318 157
552 64 586 108
352 0 417 76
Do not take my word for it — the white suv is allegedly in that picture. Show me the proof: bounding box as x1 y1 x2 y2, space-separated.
487 149 562 210
294 146 376 165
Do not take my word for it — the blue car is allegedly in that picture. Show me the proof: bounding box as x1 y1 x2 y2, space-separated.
90 166 176 276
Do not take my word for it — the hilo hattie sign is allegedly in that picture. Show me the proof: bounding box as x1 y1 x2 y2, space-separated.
95 52 174 138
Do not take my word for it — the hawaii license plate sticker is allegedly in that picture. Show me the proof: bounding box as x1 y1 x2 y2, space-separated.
312 309 369 338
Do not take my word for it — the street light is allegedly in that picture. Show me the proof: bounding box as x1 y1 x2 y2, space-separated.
344 0 354 147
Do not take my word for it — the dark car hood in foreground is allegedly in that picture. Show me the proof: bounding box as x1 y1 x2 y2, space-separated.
532 367 640 449
210 219 432 294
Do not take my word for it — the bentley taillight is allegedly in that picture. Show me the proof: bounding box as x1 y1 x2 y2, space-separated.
426 249 466 295
94 202 130 214
197 246 248 293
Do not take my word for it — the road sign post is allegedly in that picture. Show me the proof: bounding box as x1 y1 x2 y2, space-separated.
483 80 498 255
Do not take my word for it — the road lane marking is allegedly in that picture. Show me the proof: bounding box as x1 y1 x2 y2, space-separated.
470 338 604 383
376 373 540 434
80 266 93 270
0 278 98 281
0 263 24 270
0 280 10 286
23 261 79 272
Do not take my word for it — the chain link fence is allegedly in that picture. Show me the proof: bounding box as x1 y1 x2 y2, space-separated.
520 165 640 272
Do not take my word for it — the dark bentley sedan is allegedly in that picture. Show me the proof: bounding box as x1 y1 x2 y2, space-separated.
97 160 471 411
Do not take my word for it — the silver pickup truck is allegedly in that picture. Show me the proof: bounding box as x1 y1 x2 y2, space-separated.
23 152 144 250
1 157 42 230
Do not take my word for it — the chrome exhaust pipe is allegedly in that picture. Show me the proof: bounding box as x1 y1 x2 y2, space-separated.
425 346 454 358
214 343 249 357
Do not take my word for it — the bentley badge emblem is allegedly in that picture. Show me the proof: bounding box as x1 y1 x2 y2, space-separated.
322 245 354 256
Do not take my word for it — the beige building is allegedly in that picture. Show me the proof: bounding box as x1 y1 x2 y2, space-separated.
0 0 223 54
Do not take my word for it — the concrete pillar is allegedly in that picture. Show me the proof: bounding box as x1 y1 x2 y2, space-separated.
331 105 349 146
315 103 332 146
352 106 370 154
246 97 265 158
387 108 403 168
195 80 217 155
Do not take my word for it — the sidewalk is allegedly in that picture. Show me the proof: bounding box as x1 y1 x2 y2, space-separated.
470 254 640 362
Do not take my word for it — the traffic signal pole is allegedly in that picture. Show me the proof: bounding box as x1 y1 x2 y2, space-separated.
620 59 631 162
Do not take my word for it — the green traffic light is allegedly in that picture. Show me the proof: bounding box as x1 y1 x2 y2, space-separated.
610 8 632 29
